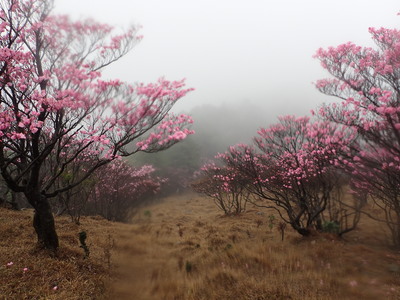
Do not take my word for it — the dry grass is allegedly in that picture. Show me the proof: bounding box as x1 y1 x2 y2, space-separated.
112 193 400 300
1 193 400 299
0 208 130 300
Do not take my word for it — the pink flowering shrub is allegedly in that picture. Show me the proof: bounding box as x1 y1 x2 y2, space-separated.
192 159 250 215
200 117 361 236
314 24 400 246
85 159 165 222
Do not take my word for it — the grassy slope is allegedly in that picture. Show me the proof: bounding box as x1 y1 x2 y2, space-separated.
0 208 129 300
1 193 400 299
112 193 400 300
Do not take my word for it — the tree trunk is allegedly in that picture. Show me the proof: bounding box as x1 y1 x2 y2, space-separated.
290 221 311 236
296 227 311 236
9 191 19 210
28 193 59 251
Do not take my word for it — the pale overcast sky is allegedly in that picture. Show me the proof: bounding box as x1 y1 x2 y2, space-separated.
54 0 399 116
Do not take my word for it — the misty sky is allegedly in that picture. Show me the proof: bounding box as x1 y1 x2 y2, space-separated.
55 0 399 118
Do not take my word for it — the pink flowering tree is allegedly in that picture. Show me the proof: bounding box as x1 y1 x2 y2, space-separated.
217 116 361 236
191 159 250 215
0 0 194 251
85 159 164 222
314 25 400 246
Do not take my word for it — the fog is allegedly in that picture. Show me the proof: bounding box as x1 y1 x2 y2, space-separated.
54 0 400 156
55 1 399 107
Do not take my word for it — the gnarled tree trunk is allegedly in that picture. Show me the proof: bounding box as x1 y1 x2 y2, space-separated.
27 192 59 251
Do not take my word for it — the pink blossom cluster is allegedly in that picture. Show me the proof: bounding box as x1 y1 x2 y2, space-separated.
249 116 352 188
136 113 194 151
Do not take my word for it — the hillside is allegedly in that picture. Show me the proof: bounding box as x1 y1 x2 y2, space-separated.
1 193 400 299
112 193 400 300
